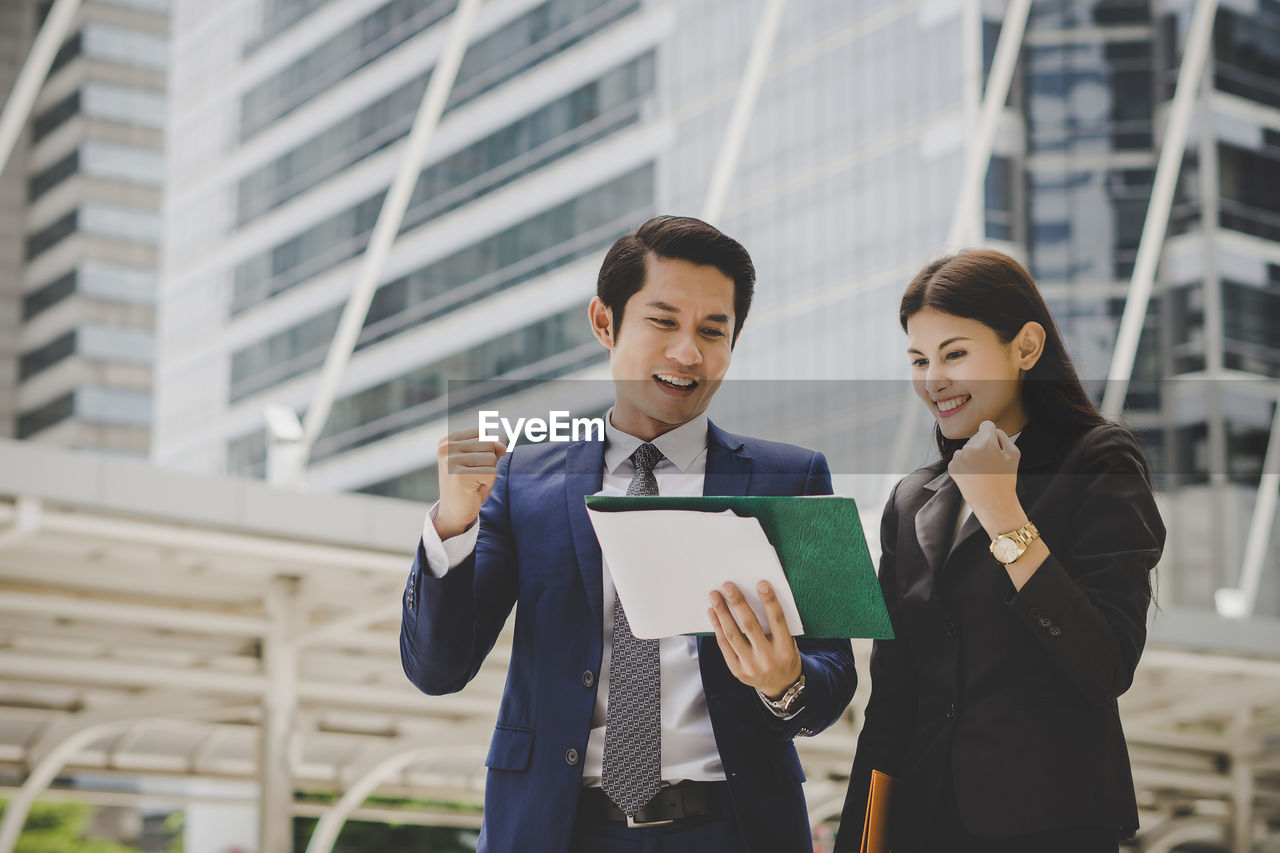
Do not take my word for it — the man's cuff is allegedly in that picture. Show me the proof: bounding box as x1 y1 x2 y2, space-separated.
421 502 479 577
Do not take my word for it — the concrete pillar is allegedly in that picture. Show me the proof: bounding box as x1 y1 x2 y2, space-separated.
260 577 300 853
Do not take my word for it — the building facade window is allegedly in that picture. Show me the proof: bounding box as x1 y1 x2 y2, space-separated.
32 91 80 142
232 53 654 308
19 331 77 381
228 164 653 402
49 32 83 76
26 211 78 260
226 306 605 476
985 155 1016 241
246 0 330 55
81 82 167 128
240 0 636 140
22 271 78 321
240 0 455 138
77 386 152 427
17 393 75 439
82 23 168 71
1218 142 1280 243
78 203 162 245
1025 39 1153 154
28 150 80 201
1211 4 1280 110
1029 0 1151 28
1027 167 1153 281
235 0 641 223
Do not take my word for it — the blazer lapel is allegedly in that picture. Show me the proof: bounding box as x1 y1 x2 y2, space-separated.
914 467 963 583
946 507 985 563
703 421 752 496
564 438 606 632
697 421 752 677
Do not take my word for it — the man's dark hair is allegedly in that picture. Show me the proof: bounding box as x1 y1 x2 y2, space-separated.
596 215 755 344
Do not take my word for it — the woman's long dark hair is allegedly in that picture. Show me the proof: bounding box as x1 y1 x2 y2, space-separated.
901 249 1107 461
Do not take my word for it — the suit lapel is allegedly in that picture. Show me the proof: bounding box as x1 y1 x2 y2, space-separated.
697 421 751 674
564 439 606 632
703 421 752 497
946 507 985 563
914 467 963 583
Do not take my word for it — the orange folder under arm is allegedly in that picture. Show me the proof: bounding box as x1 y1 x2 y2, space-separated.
860 770 896 853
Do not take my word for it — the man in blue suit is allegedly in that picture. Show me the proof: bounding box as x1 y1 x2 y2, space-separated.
400 216 857 852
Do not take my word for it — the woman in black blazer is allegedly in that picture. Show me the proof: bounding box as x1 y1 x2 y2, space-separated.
835 250 1166 853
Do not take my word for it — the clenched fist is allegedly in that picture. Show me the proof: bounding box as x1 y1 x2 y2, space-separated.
948 419 1025 538
434 428 507 539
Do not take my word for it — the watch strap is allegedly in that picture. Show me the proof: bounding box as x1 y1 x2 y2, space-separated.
990 520 1040 564
758 673 806 718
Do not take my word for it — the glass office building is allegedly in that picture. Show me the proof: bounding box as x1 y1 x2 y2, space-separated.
1019 0 1280 615
0 0 37 440
159 0 664 485
158 0 998 487
4 0 167 457
158 0 1280 617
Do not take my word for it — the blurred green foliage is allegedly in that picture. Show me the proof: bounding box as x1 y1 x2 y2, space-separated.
1 801 143 853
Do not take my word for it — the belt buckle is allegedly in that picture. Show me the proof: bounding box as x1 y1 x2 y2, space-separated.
625 813 675 828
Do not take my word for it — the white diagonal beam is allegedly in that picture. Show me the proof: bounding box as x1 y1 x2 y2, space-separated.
1101 0 1219 418
944 0 1031 251
1217 399 1280 618
701 0 788 224
882 0 1031 498
293 0 483 484
0 0 83 175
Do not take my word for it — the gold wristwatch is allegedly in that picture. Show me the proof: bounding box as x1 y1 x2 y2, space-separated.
989 521 1040 565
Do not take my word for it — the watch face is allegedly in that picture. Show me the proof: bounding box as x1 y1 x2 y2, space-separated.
992 537 1021 563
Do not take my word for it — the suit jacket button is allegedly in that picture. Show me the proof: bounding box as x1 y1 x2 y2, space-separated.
1049 626 1062 637
945 703 957 721
565 748 579 766
1028 607 1042 620
582 671 595 688
943 621 957 639
1038 616 1052 627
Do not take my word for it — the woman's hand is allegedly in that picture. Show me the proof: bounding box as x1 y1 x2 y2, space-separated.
948 420 1027 537
708 581 802 699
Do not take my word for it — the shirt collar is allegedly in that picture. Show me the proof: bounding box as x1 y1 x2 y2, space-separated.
603 408 709 473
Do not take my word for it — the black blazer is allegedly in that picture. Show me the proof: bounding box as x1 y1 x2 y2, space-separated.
835 421 1165 852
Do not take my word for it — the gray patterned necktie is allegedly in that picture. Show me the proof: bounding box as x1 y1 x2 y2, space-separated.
601 442 663 816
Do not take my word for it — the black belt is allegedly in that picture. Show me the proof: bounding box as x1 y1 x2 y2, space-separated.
579 780 723 828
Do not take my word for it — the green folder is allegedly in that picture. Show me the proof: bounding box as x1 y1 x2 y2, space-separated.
584 495 893 639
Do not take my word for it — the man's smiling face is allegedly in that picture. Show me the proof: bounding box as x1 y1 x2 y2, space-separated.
589 253 736 441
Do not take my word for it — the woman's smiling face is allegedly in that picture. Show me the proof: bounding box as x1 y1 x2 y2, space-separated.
905 307 1033 440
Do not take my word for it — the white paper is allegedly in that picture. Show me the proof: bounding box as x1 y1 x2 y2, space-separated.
586 508 804 640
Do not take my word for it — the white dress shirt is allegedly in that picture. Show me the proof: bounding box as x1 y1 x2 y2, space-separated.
419 410 726 785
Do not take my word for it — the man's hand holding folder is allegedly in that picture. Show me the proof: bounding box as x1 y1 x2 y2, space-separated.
584 494 893 639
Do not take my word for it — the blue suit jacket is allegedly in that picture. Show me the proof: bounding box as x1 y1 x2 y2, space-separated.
401 421 858 852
